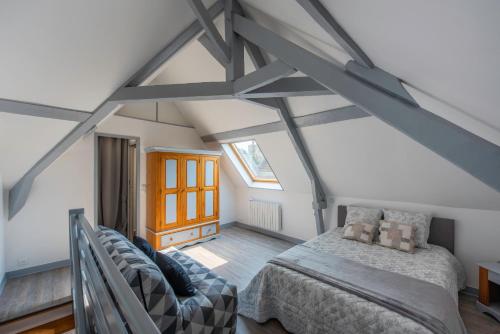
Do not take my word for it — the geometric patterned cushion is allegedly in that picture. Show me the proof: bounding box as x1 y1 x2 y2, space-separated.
382 209 431 248
167 251 238 333
342 222 378 244
377 220 417 253
96 227 238 334
96 227 181 334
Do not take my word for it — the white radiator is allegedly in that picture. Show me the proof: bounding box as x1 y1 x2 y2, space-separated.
249 200 282 232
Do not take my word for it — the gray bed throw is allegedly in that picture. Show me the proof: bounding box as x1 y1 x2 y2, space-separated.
268 244 466 334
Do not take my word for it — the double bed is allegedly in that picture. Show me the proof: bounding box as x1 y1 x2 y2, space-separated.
239 205 466 334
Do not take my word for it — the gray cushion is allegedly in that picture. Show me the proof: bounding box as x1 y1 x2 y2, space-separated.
345 206 383 227
382 209 431 249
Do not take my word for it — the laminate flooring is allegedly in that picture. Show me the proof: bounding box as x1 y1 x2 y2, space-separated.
1 226 499 333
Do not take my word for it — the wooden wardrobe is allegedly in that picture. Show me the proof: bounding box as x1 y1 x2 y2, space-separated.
146 147 221 250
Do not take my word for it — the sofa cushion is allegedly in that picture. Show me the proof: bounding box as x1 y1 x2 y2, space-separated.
133 236 156 262
155 252 195 296
167 250 238 331
96 227 181 334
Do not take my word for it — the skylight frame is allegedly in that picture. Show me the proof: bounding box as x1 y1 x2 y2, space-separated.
228 140 279 184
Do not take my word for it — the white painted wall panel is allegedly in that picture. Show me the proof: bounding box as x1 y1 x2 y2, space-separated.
0 113 76 188
0 176 5 288
4 115 236 272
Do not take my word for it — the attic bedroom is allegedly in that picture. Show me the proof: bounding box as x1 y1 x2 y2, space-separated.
1 0 500 333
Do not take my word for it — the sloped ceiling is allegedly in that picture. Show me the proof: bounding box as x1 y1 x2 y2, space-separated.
1 0 500 211
0 0 214 190
0 0 216 111
148 0 500 210
0 113 76 188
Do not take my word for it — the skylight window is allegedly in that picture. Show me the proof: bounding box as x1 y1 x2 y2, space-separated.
229 140 278 183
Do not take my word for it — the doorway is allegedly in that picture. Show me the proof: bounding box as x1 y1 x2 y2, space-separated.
95 133 139 240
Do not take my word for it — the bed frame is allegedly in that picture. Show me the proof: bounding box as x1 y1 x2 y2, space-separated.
69 209 160 334
337 205 455 254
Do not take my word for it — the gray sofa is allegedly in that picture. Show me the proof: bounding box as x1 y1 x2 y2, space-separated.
96 226 238 334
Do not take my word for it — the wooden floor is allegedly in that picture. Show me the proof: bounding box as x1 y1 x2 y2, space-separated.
183 226 500 334
0 266 71 323
0 226 499 334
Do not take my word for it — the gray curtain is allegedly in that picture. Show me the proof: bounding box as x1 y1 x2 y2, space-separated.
98 137 129 236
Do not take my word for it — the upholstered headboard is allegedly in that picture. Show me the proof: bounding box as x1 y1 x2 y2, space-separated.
337 205 455 254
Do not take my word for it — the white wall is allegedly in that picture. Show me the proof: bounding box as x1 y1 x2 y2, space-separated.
4 115 236 272
0 176 6 288
223 125 500 289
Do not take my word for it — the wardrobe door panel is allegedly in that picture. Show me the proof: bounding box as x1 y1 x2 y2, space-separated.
181 156 201 226
201 156 219 222
159 154 181 230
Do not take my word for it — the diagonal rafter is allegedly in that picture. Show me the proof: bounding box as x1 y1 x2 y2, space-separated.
198 33 228 68
233 13 500 194
296 0 373 68
236 3 327 234
8 1 225 218
233 60 296 94
187 0 230 64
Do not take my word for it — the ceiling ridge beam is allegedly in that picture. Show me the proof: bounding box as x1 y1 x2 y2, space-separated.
188 0 230 64
233 13 500 194
296 0 373 68
0 98 91 122
201 105 369 142
8 1 225 219
234 60 296 94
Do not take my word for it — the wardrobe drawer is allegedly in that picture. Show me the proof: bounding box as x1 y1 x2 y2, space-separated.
161 228 199 247
201 223 217 237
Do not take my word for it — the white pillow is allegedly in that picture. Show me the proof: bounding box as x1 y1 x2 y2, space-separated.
345 206 383 227
382 209 431 248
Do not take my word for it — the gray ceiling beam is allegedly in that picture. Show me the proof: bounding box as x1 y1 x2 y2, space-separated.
8 1 225 219
0 98 91 122
225 0 245 81
296 0 373 68
345 61 418 106
234 14 500 193
109 77 335 103
239 13 327 235
198 33 228 68
110 82 234 103
241 98 280 110
187 0 230 64
243 77 332 98
202 105 369 142
234 60 296 94
295 0 416 106
129 1 224 86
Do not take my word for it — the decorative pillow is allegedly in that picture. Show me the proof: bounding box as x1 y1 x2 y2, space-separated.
155 252 195 296
378 220 417 253
96 227 181 332
133 236 156 262
383 209 431 248
342 223 377 244
344 206 383 227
